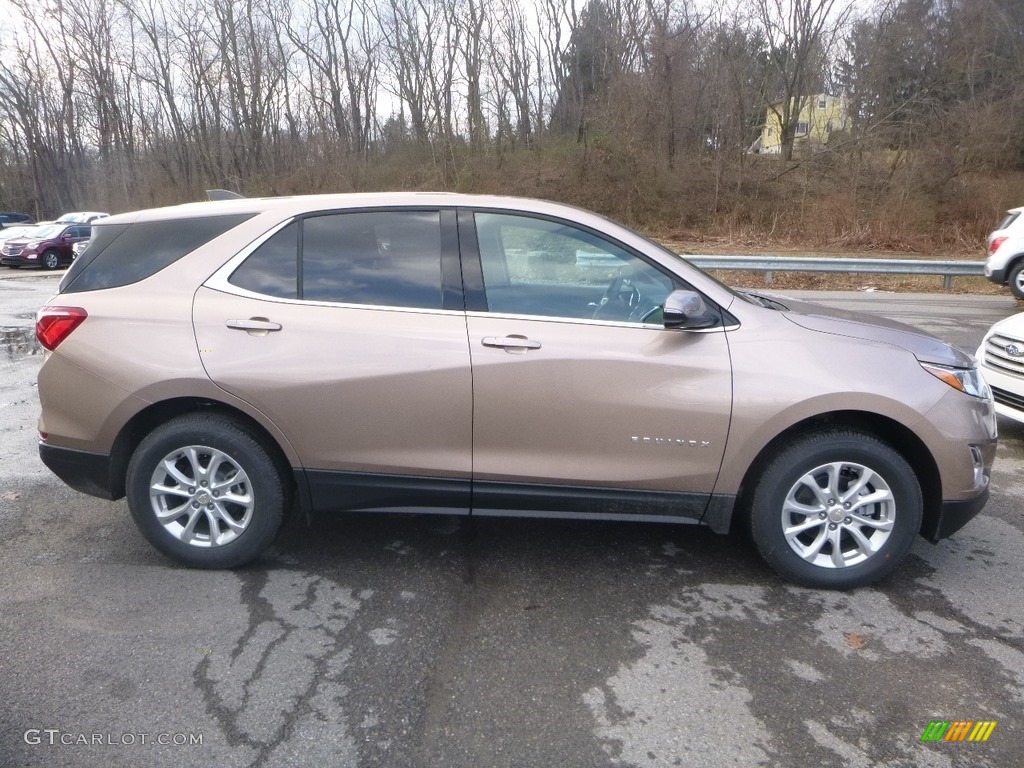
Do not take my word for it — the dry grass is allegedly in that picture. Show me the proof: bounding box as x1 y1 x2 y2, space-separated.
658 235 1003 295
701 270 1005 295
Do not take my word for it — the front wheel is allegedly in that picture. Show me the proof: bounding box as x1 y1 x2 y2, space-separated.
1008 261 1024 300
748 430 922 589
126 414 287 568
42 249 61 269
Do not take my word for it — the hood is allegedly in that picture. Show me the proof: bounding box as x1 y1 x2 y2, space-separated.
988 310 1024 338
766 295 974 368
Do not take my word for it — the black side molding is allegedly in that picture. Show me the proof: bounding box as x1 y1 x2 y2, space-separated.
303 469 471 515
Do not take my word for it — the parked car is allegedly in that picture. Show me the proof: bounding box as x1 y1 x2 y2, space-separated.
0 224 38 250
984 207 1024 298
55 211 108 224
976 312 1024 424
71 238 90 260
0 211 35 227
35 193 996 588
1 222 91 269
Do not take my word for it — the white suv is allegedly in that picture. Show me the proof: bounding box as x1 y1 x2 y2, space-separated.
984 207 1024 298
977 312 1024 423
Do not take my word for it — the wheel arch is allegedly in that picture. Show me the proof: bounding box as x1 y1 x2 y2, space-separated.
729 410 940 537
107 397 299 503
1005 251 1024 269
1006 254 1024 293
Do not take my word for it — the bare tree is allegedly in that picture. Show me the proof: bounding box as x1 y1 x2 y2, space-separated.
755 0 852 160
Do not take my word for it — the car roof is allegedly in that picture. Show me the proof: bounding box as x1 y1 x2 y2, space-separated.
55 212 107 222
99 192 606 228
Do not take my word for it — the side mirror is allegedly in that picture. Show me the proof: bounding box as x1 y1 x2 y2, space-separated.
663 290 717 330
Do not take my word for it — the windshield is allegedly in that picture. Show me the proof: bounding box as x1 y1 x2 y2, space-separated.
0 226 34 239
23 224 63 239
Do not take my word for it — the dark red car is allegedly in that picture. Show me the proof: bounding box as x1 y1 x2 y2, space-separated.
1 223 91 269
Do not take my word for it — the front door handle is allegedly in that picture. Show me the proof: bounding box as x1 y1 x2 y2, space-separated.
226 317 282 335
482 335 542 351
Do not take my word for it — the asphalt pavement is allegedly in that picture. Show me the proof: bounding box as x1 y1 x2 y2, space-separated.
1 271 1022 767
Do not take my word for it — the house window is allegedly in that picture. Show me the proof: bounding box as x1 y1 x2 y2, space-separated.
826 121 833 134
818 99 827 108
796 121 809 137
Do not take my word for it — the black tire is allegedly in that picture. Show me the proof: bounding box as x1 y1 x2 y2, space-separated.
748 430 922 589
1009 260 1024 300
126 414 287 568
42 249 62 270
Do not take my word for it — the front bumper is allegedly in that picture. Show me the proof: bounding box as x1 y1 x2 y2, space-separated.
923 485 990 543
1 254 39 267
39 442 121 500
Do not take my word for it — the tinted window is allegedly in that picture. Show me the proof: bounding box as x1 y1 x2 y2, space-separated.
475 213 674 322
58 223 130 291
229 222 299 299
62 214 254 294
301 211 442 309
998 212 1020 231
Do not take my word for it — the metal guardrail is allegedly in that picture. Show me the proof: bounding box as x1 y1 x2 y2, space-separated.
686 255 986 290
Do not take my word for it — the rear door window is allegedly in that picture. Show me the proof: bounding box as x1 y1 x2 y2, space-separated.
301 211 443 309
226 210 445 309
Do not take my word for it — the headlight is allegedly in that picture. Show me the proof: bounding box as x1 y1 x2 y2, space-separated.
921 362 991 399
25 241 40 249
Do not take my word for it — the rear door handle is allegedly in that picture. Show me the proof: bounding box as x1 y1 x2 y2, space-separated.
226 317 282 335
482 335 542 351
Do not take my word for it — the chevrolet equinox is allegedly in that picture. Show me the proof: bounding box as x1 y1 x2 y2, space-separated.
35 193 997 588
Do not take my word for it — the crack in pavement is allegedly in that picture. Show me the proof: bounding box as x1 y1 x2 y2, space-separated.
193 567 363 767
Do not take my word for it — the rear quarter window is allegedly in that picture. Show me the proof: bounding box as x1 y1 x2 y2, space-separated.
997 212 1020 231
61 214 255 294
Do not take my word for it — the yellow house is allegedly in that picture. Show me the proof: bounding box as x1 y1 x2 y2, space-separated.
757 94 848 154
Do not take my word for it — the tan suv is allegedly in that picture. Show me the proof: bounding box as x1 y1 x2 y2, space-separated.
35 193 996 588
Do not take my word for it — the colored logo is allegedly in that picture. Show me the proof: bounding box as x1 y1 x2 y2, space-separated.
920 721 997 742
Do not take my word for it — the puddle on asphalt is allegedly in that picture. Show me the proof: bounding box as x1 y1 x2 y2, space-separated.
1 327 41 359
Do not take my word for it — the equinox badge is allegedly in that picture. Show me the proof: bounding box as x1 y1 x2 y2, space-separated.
632 436 711 448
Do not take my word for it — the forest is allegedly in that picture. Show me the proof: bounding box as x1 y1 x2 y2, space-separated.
0 0 1022 250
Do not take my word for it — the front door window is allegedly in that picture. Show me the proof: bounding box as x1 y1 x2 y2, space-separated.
475 213 675 324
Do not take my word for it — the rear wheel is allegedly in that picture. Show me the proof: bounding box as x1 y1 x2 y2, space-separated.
126 414 287 568
749 430 922 589
42 249 61 270
1008 261 1024 300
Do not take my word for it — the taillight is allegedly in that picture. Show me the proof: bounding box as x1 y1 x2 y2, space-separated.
989 236 1007 255
36 306 88 350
